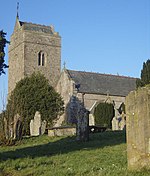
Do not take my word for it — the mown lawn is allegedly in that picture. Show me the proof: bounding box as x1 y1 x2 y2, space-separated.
0 131 149 176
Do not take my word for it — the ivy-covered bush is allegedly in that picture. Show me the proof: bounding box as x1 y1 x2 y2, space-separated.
94 102 114 128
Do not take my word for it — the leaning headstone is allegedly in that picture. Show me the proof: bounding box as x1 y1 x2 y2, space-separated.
126 87 150 171
34 111 41 135
30 111 41 136
30 111 46 136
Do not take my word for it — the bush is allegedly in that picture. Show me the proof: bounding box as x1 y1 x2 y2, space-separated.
0 111 16 146
136 59 150 88
0 115 4 145
94 102 114 128
6 72 64 135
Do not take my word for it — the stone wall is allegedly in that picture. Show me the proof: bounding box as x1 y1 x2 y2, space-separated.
77 93 125 111
126 86 150 170
76 92 125 126
56 69 74 105
56 69 126 126
23 30 61 87
8 18 61 95
48 127 76 137
8 24 25 95
55 69 74 126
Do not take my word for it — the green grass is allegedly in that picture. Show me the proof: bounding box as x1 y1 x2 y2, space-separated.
0 131 149 176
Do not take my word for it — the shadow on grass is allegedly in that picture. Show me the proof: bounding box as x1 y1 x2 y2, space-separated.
0 131 126 161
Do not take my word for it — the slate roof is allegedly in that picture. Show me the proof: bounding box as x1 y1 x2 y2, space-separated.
67 70 137 97
19 21 56 35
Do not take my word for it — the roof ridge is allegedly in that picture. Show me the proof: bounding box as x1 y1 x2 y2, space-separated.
65 69 72 80
67 69 137 79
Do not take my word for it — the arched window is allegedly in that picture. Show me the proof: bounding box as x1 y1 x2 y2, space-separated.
38 51 45 66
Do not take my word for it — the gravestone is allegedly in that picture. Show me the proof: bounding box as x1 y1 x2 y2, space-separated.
13 114 22 140
76 107 89 142
112 117 119 130
126 87 150 170
120 112 126 130
30 111 46 136
112 101 121 131
41 120 46 135
30 119 34 136
112 112 126 131
33 111 41 135
67 96 89 141
48 126 76 137
5 114 22 140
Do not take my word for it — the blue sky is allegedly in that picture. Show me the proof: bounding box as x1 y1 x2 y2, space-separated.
0 0 150 112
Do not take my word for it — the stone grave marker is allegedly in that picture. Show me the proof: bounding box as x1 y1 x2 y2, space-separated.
126 87 150 170
30 111 46 136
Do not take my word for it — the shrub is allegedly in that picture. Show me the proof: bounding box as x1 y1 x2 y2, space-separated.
6 72 64 135
94 102 114 128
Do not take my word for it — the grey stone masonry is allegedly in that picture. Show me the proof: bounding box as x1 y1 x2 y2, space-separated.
56 68 136 127
48 127 76 137
126 86 150 171
8 17 61 95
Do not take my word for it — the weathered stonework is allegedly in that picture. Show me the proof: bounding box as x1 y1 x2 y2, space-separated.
126 86 150 170
48 127 76 137
56 69 127 126
54 69 74 126
8 17 61 95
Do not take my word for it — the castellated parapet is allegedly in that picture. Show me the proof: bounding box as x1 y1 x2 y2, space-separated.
8 17 61 95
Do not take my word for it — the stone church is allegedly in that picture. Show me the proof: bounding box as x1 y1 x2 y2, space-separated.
8 16 136 126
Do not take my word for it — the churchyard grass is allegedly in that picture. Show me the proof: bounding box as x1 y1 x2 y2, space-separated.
0 131 149 176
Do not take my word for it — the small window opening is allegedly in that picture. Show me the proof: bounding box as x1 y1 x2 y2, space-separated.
38 52 41 66
38 51 45 66
42 53 45 66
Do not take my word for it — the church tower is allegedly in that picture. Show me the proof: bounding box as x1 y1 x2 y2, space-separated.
8 16 61 95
